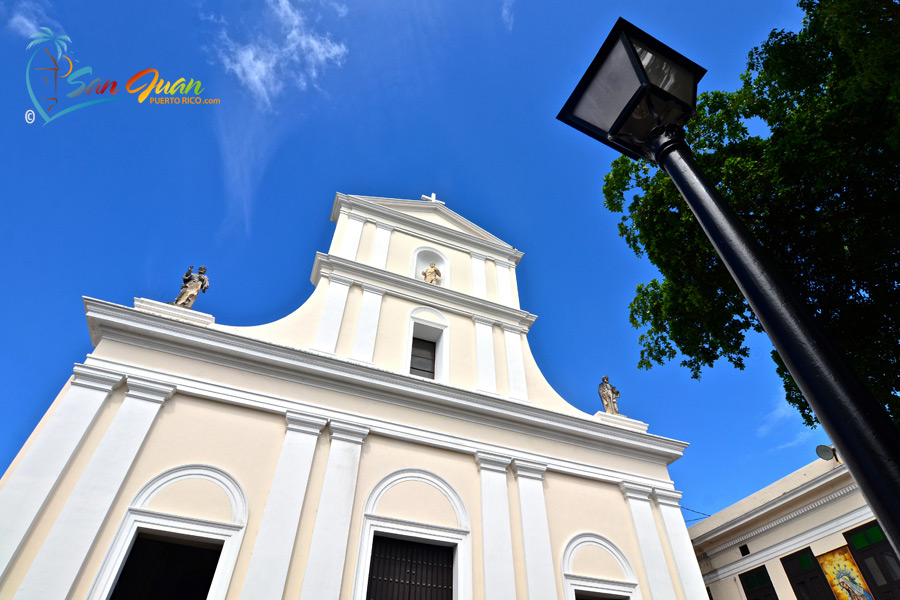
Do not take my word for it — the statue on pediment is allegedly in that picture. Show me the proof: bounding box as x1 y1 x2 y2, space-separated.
172 265 209 309
598 375 621 415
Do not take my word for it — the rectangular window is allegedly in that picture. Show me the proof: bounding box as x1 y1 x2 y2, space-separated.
366 536 453 600
738 565 778 600
845 521 900 598
110 532 222 600
410 338 437 379
780 547 831 600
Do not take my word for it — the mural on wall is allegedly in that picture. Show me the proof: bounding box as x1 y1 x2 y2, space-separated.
817 546 875 600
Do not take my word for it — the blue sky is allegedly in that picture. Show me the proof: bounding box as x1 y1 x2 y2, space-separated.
0 0 832 520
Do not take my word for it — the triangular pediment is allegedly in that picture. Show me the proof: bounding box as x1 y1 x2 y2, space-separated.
352 195 512 249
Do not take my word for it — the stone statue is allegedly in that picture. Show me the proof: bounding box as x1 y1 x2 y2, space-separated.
422 262 442 284
172 265 209 309
598 375 621 415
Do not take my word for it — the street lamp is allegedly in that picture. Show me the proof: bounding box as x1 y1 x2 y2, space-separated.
558 17 900 555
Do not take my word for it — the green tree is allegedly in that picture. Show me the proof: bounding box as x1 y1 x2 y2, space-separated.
602 0 900 426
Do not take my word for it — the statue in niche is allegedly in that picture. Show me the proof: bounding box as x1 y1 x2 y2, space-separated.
422 262 442 285
598 375 621 415
172 265 209 309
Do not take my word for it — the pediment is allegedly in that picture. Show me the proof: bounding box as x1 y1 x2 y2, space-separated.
352 195 513 249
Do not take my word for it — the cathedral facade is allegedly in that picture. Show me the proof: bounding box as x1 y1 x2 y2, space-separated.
0 193 704 600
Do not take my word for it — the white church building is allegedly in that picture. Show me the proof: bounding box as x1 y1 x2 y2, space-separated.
0 192 705 600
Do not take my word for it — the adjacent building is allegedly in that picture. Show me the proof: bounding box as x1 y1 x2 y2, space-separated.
691 455 900 600
0 192 706 600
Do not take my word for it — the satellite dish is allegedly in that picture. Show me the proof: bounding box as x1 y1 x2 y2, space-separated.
816 445 836 461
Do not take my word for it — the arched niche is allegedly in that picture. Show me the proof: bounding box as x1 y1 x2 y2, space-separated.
412 246 450 287
561 533 643 600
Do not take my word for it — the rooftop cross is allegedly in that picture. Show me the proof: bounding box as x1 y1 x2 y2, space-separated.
421 192 445 205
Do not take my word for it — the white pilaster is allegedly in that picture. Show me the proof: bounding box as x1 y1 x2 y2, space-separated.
502 324 528 402
653 489 707 600
337 211 366 260
507 262 521 309
512 460 558 600
239 412 328 600
350 285 385 363
369 222 393 270
312 275 352 354
473 316 497 394
620 483 677 600
299 421 369 600
495 260 513 307
470 252 488 299
475 453 517 600
0 365 123 581
14 377 175 600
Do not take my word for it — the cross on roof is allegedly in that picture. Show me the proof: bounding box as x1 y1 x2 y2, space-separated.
421 192 444 205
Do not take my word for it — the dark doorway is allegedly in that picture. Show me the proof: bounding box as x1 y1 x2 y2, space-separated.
846 521 900 600
780 547 831 600
410 338 437 379
109 531 223 600
366 535 453 600
738 565 779 600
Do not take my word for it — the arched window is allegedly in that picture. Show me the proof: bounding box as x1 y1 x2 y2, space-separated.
561 533 643 600
412 246 450 287
351 468 472 600
405 307 449 383
87 464 247 600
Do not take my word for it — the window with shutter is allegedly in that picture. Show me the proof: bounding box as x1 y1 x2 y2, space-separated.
366 536 454 600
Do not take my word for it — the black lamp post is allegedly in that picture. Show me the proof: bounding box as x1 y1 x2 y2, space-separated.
558 17 900 555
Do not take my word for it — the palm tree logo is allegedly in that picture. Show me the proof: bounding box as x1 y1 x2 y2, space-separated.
24 26 116 125
26 27 71 59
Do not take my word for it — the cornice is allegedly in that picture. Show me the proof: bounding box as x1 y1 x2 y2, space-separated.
286 411 328 435
133 298 215 326
475 452 512 473
124 376 176 404
331 193 523 265
82 297 689 467
512 459 547 481
329 420 369 444
689 464 852 546
698 483 861 560
71 364 125 393
312 253 536 329
619 482 653 501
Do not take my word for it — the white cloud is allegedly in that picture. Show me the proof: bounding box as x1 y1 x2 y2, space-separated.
501 0 514 31
756 398 794 437
214 0 347 109
772 429 815 452
6 0 61 38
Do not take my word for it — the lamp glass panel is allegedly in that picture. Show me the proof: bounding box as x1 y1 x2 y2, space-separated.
631 39 694 107
572 37 641 132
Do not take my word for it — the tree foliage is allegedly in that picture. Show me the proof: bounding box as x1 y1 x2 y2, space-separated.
602 0 900 426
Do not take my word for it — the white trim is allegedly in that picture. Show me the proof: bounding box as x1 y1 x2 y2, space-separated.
351 286 385 363
86 464 248 600
502 326 528 402
405 307 450 384
331 193 522 264
412 245 451 287
470 253 487 299
561 533 643 600
133 297 215 325
240 413 326 600
338 210 366 260
82 350 683 475
369 221 393 269
311 253 535 329
312 275 351 353
652 490 707 600
619 482 676 600
690 464 852 546
14 378 175 600
299 421 369 600
351 469 473 600
494 260 513 307
0 364 123 581
698 482 860 558
701 503 875 584
512 461 559 600
475 453 517 600
473 317 497 394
